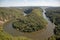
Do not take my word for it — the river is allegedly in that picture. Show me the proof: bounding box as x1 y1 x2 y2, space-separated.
3 8 55 40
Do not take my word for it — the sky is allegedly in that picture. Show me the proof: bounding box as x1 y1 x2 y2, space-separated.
0 0 60 7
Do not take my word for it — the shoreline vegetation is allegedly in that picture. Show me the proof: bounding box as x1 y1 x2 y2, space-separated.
0 19 32 40
45 7 60 40
0 7 32 40
0 7 47 40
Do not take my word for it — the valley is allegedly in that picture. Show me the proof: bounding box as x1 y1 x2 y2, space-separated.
0 7 59 40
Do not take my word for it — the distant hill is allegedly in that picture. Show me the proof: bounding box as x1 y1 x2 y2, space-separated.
46 7 60 13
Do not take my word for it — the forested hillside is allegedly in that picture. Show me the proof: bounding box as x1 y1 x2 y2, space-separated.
0 7 32 40
12 8 47 32
0 7 23 22
45 7 60 40
0 7 47 40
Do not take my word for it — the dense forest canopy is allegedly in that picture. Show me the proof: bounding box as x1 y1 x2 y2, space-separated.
12 8 47 32
45 7 60 40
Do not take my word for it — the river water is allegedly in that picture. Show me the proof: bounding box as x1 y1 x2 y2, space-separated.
3 8 55 40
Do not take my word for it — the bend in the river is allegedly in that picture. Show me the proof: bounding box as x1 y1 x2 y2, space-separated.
3 8 55 40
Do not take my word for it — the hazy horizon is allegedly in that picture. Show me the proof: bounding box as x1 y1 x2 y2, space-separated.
0 0 60 7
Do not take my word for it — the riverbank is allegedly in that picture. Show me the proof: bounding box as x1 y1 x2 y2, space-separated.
45 7 60 40
0 19 32 40
3 9 55 40
3 18 55 40
0 7 56 40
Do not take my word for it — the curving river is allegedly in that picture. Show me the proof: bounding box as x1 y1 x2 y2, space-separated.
3 8 55 40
